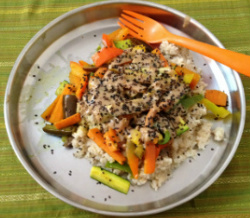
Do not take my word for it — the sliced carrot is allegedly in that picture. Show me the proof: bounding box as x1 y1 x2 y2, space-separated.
54 113 81 129
152 48 169 67
205 90 227 106
41 95 60 121
48 84 75 123
107 128 121 144
173 64 201 90
126 142 139 179
92 47 123 67
69 73 81 89
144 141 156 174
94 67 108 78
87 128 126 165
69 61 88 100
104 128 121 152
76 76 88 100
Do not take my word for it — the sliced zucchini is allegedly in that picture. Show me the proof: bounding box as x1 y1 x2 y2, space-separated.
90 166 130 194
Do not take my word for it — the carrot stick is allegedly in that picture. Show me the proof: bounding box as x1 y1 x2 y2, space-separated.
69 73 81 89
48 84 75 123
41 95 60 121
205 90 227 106
76 76 88 100
104 128 122 152
144 141 156 174
104 132 119 152
126 142 139 179
54 113 81 129
87 128 126 165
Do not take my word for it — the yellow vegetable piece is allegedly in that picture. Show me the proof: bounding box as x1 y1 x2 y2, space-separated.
200 98 230 118
183 73 194 84
131 129 141 146
132 45 146 53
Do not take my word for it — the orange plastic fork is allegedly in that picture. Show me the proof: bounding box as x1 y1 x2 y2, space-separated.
119 10 250 77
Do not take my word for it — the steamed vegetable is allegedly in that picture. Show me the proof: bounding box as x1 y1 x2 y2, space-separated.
144 141 156 174
43 124 76 136
90 166 130 194
63 95 77 118
41 95 60 121
87 128 126 165
92 47 123 67
54 113 81 129
205 90 227 106
200 98 230 118
158 130 170 145
105 161 132 174
179 94 204 109
48 84 75 124
126 141 139 179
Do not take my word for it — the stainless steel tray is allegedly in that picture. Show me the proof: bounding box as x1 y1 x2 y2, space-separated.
4 0 245 216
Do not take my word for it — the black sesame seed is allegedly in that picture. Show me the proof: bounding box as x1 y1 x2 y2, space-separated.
53 171 57 174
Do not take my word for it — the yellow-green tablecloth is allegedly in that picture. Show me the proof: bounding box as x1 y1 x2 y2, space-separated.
1 0 250 217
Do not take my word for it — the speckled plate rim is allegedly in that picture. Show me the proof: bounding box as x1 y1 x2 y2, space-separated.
4 0 246 216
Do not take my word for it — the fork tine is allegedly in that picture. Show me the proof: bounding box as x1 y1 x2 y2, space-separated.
121 14 144 28
123 10 149 22
119 17 142 34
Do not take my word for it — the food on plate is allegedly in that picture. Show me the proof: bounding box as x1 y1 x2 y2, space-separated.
41 27 230 193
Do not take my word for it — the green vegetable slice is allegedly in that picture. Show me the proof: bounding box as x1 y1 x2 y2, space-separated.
42 124 76 136
105 161 132 174
179 94 204 109
90 166 130 194
158 130 171 145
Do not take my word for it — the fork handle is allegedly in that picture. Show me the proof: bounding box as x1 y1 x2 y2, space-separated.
167 34 250 77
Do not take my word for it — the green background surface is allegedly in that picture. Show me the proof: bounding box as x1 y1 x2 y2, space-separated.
0 0 250 217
